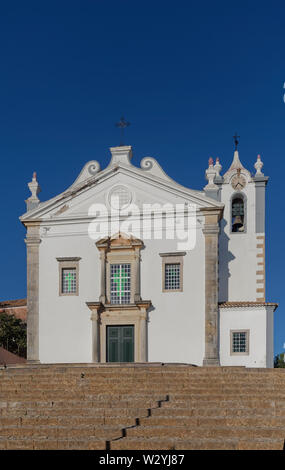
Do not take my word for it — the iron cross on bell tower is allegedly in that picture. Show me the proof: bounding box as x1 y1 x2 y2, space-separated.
116 116 130 146
233 132 240 150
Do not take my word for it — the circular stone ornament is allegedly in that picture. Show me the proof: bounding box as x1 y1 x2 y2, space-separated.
108 185 132 210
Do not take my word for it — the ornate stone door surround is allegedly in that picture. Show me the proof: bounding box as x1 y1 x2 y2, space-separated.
86 233 152 363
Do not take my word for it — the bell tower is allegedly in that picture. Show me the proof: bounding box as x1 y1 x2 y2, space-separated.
204 142 269 302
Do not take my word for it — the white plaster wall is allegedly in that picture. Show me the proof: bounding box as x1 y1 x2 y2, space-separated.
39 228 100 363
142 228 205 366
219 307 268 367
219 181 257 302
39 225 205 365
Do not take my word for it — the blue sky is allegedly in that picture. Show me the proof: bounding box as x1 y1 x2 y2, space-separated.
0 1 284 354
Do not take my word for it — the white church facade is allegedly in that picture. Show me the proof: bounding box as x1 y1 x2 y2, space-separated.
20 143 277 367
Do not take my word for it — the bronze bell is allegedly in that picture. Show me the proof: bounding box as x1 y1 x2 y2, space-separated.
232 215 244 232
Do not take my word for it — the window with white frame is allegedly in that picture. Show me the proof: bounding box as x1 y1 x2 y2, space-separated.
164 263 180 291
231 330 249 355
110 263 131 304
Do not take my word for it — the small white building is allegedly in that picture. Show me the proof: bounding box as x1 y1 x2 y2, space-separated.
20 143 277 367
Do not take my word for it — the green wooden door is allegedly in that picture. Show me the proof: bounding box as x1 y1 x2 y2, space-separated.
107 325 134 363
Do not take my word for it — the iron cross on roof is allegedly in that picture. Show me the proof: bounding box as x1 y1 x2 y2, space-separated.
115 116 130 146
233 132 240 150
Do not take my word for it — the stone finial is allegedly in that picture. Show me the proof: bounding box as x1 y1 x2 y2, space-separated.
26 171 41 211
214 158 222 178
109 145 133 167
204 157 218 190
254 154 264 176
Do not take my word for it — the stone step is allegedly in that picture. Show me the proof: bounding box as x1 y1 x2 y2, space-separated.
0 424 123 439
110 437 285 450
39 380 285 386
2 389 284 399
162 397 283 406
2 368 283 379
3 405 285 420
2 372 285 379
3 375 284 381
0 398 162 408
2 381 285 391
0 407 150 418
0 367 240 374
1 398 283 411
150 406 285 417
1 370 284 379
126 425 285 439
0 438 107 450
2 385 267 392
2 371 284 379
2 398 283 412
1 370 284 376
0 391 169 399
2 382 285 391
2 391 285 401
139 415 285 427
0 415 138 427
3 405 284 419
1 373 282 379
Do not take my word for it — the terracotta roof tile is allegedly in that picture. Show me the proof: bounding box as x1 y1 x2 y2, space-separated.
0 299 26 308
0 299 27 322
0 347 26 365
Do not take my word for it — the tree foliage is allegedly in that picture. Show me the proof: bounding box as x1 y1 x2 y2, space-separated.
274 352 285 368
0 312 26 357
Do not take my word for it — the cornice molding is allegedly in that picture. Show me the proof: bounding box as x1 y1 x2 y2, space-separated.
159 252 186 257
56 257 82 262
202 225 220 235
24 238 42 246
86 300 152 313
200 206 224 220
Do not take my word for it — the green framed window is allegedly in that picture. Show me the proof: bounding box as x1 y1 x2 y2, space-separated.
62 268 77 294
110 263 131 304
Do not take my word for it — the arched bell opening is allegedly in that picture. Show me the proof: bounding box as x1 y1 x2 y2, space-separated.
231 195 245 233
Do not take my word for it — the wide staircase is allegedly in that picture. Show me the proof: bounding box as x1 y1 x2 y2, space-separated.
0 364 285 450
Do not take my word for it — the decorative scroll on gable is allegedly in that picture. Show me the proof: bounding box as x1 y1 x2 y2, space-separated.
140 157 173 182
69 160 101 189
